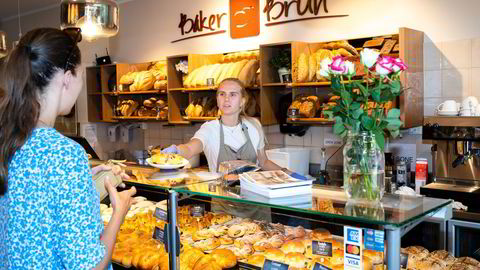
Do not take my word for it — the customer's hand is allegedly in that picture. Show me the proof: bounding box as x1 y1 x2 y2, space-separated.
290 172 309 180
162 145 179 154
104 177 136 219
91 164 130 182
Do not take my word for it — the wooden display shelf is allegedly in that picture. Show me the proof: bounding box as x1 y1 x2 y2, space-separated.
113 116 167 121
107 90 167 95
88 92 103 95
287 117 335 125
183 116 218 122
262 82 289 87
168 120 191 125
181 86 260 92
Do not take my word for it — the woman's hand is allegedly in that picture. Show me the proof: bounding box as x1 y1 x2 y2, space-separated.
161 145 179 154
104 178 136 218
91 163 130 182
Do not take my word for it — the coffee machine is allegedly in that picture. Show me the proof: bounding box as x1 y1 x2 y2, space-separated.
421 116 480 258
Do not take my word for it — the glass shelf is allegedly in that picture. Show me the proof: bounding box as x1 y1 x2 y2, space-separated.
173 182 452 228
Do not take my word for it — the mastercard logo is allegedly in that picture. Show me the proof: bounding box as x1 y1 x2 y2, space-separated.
346 244 360 255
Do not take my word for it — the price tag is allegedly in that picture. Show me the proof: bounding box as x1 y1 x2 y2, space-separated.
154 207 168 222
263 259 289 270
312 241 332 256
400 253 409 268
238 262 261 270
152 226 166 244
363 229 385 252
313 262 332 270
190 204 205 217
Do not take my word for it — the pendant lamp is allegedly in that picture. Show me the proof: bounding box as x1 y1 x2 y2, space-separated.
0 31 7 57
60 0 119 41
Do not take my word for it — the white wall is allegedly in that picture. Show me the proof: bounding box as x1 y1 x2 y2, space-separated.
2 0 480 169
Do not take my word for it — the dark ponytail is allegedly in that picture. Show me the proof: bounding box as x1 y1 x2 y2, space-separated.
0 28 81 195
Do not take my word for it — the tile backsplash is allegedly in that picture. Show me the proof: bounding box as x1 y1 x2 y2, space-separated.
87 35 480 173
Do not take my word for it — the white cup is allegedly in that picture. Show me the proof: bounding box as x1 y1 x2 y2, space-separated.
437 100 459 112
476 106 480 116
460 109 472 116
462 96 479 109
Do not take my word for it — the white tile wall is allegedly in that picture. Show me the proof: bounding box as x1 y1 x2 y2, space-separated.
442 68 471 97
424 42 443 71
441 39 471 70
424 70 442 98
473 38 480 68
472 68 480 96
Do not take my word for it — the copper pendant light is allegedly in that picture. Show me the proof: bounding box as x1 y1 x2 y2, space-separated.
60 0 119 41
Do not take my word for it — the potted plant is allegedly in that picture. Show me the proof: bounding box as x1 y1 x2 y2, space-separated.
270 49 292 83
318 49 407 202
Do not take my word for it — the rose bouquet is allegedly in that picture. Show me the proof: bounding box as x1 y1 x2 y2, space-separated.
318 48 408 201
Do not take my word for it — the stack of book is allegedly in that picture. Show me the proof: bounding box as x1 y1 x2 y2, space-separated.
239 170 313 198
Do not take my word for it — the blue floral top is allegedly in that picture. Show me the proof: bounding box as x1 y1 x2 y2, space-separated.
0 127 107 269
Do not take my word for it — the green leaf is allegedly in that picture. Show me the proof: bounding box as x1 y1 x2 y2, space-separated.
378 120 389 130
333 122 345 135
374 130 385 151
331 77 342 90
350 103 361 110
323 110 333 119
387 108 401 119
386 118 403 131
390 129 400 138
390 80 401 94
332 105 342 113
361 115 374 130
334 116 343 124
372 88 381 102
352 108 364 119
341 91 352 106
353 81 367 96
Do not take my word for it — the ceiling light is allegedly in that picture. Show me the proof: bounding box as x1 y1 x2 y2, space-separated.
60 0 119 42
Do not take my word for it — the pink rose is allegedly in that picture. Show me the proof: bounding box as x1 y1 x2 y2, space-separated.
392 58 408 73
329 56 347 75
375 56 396 76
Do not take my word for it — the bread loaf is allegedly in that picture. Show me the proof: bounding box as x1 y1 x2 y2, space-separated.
296 53 309 82
231 59 249 79
204 63 222 85
238 60 259 87
247 254 266 268
131 71 155 91
308 54 317 82
119 71 136 85
285 252 308 269
311 228 332 241
193 255 222 270
184 67 201 88
216 63 234 85
211 249 237 268
195 65 214 87
264 248 285 263
299 100 316 118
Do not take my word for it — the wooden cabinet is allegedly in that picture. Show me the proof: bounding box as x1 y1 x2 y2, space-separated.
85 27 423 128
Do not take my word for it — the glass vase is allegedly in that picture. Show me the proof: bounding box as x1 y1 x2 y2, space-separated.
343 131 385 202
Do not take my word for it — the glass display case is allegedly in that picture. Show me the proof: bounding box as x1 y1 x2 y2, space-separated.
149 179 451 270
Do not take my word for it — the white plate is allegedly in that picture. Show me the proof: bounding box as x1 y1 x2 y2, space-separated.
146 157 189 169
437 110 458 116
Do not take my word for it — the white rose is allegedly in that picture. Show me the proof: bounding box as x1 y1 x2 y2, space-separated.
360 48 380 68
375 56 395 76
317 58 333 77
345 61 356 76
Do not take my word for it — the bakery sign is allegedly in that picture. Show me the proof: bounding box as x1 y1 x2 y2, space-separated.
172 0 348 43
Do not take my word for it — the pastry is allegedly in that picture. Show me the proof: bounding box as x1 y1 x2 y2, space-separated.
264 248 285 263
363 250 383 265
299 100 315 118
362 255 373 270
224 243 254 259
285 252 309 269
228 224 246 238
253 239 273 252
192 237 221 251
414 257 445 270
428 250 456 266
192 228 213 241
211 249 237 268
247 254 266 268
456 257 480 267
182 248 205 269
281 240 305 254
401 246 429 269
193 255 222 270
235 231 267 246
154 80 167 90
296 53 309 83
219 236 234 245
285 226 306 239
448 262 478 270
311 228 332 241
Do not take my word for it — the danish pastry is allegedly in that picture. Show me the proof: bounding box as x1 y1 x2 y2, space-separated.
228 224 246 238
211 249 237 269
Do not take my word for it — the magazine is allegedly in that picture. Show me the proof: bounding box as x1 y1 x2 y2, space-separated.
240 170 312 189
219 160 260 175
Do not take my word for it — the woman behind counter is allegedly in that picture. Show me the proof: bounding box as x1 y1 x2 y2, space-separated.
163 77 306 179
0 28 135 269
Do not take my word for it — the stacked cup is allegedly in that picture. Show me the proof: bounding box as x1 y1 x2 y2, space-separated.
460 96 479 116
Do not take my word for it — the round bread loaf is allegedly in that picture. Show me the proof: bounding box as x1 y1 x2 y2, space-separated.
264 248 285 263
414 257 444 270
281 240 305 254
247 254 266 268
428 250 456 266
457 257 480 267
311 228 332 241
193 255 222 270
211 249 237 268
285 252 308 269
363 250 383 265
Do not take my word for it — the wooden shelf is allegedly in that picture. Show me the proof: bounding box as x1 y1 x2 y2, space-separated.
113 90 167 95
113 116 167 121
172 86 260 92
168 120 191 125
183 116 218 122
88 92 103 95
262 82 289 87
287 118 335 125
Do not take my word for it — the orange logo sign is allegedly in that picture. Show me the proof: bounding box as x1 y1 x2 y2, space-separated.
230 0 260 39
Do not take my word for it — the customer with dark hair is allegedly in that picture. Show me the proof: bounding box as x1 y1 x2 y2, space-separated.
0 28 135 269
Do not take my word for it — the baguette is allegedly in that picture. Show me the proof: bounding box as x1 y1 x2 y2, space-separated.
216 63 234 85
238 60 259 87
231 59 249 79
203 63 222 85
296 53 309 83
211 63 227 85
308 54 316 82
183 67 200 88
190 65 208 88
195 64 214 87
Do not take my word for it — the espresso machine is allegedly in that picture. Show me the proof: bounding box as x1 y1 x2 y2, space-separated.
421 116 480 258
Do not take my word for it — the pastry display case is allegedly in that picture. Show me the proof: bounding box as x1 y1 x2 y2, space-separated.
112 177 453 270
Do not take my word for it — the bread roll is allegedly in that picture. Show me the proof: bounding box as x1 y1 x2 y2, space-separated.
238 60 260 87
193 255 222 270
296 53 309 82
456 257 480 267
281 240 305 254
428 250 456 266
363 250 383 265
264 248 285 263
308 54 317 82
299 100 315 118
414 257 444 270
285 252 308 269
211 249 237 268
182 248 205 269
247 254 266 268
